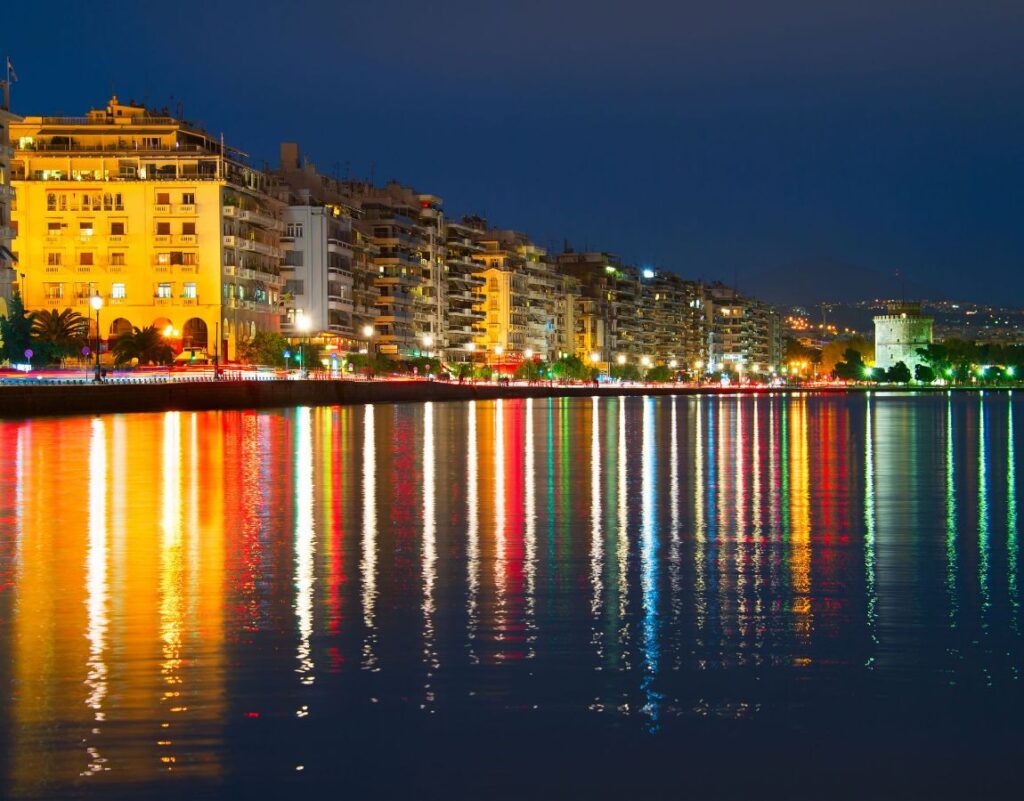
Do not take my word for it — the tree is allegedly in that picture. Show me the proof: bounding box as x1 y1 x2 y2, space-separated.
886 361 912 384
549 355 588 381
833 348 867 381
475 364 493 381
32 308 88 364
514 360 541 381
112 325 175 366
0 292 36 365
238 329 290 367
821 336 873 375
450 362 476 381
645 365 673 382
914 363 936 384
610 363 642 381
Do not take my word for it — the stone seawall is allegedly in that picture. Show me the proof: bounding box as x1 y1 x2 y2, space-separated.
0 380 993 419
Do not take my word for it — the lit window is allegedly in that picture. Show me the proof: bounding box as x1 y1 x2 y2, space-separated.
111 283 126 299
46 252 61 266
157 253 170 265
183 282 197 299
80 221 94 237
157 283 172 299
110 252 126 266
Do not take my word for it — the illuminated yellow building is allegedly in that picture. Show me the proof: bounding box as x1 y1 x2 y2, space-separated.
0 78 19 312
11 96 284 359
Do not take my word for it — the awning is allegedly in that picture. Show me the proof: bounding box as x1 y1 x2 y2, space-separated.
0 245 16 263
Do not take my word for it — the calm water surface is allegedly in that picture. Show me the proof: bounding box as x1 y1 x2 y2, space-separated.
1 393 1022 799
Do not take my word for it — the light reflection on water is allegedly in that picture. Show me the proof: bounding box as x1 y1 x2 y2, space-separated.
1 393 1023 798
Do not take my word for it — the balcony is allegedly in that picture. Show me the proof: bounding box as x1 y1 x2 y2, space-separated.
109 297 127 305
222 235 237 248
177 204 196 214
155 297 173 306
236 208 283 231
107 235 125 243
224 265 236 276
181 297 198 306
155 234 171 244
222 205 238 218
154 204 171 213
177 234 197 244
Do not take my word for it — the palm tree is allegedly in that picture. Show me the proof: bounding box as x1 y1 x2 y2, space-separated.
112 325 175 366
32 308 88 365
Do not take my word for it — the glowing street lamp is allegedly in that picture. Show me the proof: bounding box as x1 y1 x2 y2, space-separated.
616 354 626 365
640 355 652 368
589 351 601 364
668 359 678 369
523 348 534 359
422 333 434 350
90 293 104 383
494 345 504 356
464 342 477 353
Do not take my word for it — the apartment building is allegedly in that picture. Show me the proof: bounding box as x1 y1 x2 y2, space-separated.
473 227 557 360
704 283 780 376
341 181 443 356
11 95 284 359
0 79 19 312
444 216 487 361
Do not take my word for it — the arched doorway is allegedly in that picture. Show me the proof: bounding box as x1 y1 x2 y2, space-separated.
183 317 208 351
109 318 133 339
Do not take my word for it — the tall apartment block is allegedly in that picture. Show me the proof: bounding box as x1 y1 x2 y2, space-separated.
473 227 559 360
704 283 780 375
11 96 284 359
444 216 487 361
0 78 18 312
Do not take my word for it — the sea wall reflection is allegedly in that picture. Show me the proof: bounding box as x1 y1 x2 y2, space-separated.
1 394 1022 796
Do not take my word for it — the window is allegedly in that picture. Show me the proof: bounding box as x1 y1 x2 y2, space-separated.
47 221 61 233
156 283 172 299
182 282 197 299
181 222 196 235
182 252 197 266
284 279 305 295
111 283 126 299
47 193 57 211
286 222 304 238
110 222 125 236
157 253 170 265
44 282 63 300
110 252 125 266
79 252 94 266
170 251 183 265
285 250 304 267
103 193 114 211
181 192 195 205
47 252 61 266
80 221 94 237
156 222 171 235
156 192 170 205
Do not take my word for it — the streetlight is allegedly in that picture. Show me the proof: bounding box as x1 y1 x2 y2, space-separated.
464 342 476 353
668 359 678 369
494 345 504 356
90 293 104 383
421 333 434 355
589 351 601 364
616 354 626 365
296 312 311 377
640 355 652 368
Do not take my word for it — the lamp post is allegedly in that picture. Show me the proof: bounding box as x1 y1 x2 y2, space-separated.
296 312 311 378
90 293 104 383
361 324 374 358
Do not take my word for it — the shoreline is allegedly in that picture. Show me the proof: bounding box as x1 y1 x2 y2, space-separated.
0 379 1015 419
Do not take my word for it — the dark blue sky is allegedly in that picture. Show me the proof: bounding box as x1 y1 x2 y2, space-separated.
7 1 1024 303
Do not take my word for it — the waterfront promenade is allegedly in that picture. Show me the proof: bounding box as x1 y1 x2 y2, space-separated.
0 373 1008 418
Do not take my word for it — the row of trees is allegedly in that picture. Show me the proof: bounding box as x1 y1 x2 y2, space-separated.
0 295 175 367
831 340 1024 384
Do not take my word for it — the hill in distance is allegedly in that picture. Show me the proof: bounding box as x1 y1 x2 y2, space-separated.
736 259 939 308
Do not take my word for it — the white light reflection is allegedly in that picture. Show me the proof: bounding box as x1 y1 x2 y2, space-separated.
361 404 378 669
295 407 316 688
617 398 629 630
694 399 707 631
159 412 183 768
82 418 109 777
422 402 438 705
524 398 537 653
640 397 662 726
1008 400 1018 633
864 399 878 658
946 398 958 630
978 396 990 623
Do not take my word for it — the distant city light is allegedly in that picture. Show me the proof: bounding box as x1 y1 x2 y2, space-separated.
642 268 655 279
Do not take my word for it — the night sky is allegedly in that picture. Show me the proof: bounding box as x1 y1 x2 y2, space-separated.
6 1 1024 303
